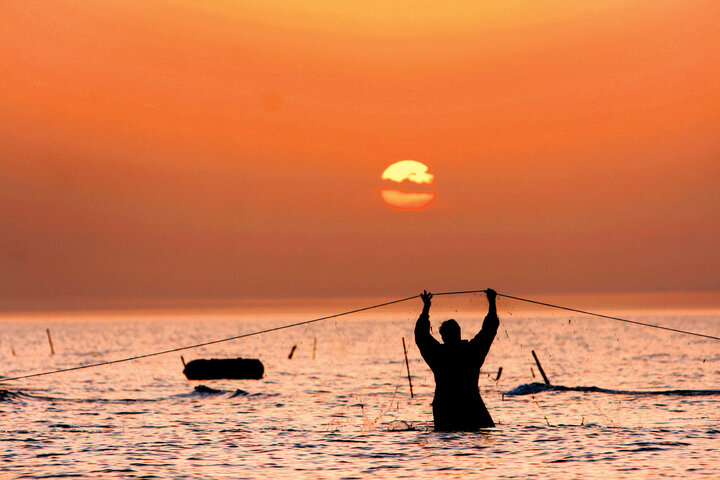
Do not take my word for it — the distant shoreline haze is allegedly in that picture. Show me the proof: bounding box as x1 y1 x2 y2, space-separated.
1 290 719 317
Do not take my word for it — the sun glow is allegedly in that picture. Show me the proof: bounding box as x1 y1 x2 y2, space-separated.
380 160 436 210
379 189 436 210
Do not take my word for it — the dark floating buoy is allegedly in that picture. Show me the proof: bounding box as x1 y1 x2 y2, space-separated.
183 357 264 380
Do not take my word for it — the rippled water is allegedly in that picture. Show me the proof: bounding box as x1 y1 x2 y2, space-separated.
1 295 719 479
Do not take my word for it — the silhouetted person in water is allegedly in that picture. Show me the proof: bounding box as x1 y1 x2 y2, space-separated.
415 288 499 431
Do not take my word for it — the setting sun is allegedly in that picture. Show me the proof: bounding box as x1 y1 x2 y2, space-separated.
380 160 436 210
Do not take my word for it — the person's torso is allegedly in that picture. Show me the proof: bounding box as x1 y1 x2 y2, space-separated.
430 341 482 400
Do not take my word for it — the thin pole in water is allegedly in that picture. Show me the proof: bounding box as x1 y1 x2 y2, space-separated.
46 329 55 355
532 350 551 386
312 338 317 360
402 337 414 398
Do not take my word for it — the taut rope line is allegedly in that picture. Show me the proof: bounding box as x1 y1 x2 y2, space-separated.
1 290 717 383
494 293 720 342
0 294 419 383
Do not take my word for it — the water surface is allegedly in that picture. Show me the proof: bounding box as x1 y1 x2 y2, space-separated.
1 296 718 478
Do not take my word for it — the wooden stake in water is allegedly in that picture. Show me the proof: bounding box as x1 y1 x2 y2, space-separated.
401 337 414 398
531 350 551 386
312 338 317 360
288 345 297 359
46 328 55 355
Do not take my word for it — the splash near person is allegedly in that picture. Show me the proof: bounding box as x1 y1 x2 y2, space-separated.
414 289 499 431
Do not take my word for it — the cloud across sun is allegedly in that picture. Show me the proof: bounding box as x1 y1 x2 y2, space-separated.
381 160 435 185
379 160 436 210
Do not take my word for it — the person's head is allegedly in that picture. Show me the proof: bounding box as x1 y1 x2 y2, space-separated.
439 319 461 344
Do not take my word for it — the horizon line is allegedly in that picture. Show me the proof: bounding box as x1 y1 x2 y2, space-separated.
2 289 719 316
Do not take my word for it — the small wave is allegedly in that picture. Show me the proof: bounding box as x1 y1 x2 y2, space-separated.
504 382 720 397
192 385 226 395
182 385 273 399
0 389 26 402
0 389 54 402
387 420 416 431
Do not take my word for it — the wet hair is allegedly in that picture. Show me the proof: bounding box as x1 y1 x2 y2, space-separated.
439 319 461 343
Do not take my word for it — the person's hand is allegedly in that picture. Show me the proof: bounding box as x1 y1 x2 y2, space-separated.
421 290 432 307
485 288 497 301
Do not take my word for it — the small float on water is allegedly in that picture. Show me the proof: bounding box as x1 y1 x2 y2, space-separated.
182 357 264 380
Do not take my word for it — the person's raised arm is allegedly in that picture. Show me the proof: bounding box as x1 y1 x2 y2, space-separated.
486 288 497 320
415 290 440 359
415 290 432 334
470 288 499 360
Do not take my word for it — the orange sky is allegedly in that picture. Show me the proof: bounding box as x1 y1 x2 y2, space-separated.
1 1 719 310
